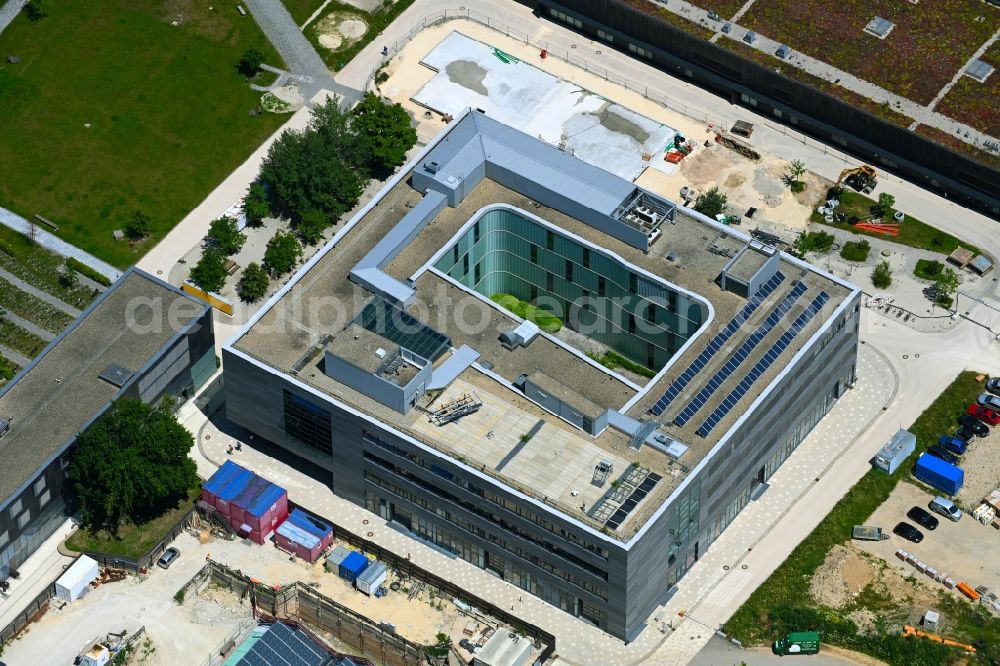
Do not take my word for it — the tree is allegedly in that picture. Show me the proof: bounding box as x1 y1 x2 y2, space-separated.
872 260 892 289
263 230 302 277
258 98 365 223
786 159 807 192
243 183 270 228
59 259 79 289
190 249 227 293
795 230 834 254
296 209 329 245
206 216 246 256
878 192 896 218
66 398 198 535
238 48 265 78
351 92 418 172
237 262 270 303
125 210 151 241
694 186 728 218
933 266 959 308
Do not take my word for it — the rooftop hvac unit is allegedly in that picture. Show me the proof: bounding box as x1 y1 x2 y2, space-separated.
424 161 440 174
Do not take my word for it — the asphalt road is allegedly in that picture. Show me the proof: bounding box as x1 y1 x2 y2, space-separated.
692 635 879 666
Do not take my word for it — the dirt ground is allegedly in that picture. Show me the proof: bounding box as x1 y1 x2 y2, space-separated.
856 481 1000 612
955 421 1000 509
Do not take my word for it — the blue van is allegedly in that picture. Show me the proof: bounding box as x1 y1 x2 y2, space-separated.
938 435 967 456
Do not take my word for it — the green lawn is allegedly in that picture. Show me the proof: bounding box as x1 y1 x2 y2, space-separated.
490 293 563 333
811 191 979 256
282 0 327 26
0 2 287 268
724 371 997 665
64 485 200 560
587 350 656 379
307 0 416 69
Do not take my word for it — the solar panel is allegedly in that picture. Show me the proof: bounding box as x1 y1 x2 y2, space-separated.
650 272 785 415
240 622 330 666
695 292 830 437
622 498 639 511
673 283 806 426
353 298 451 362
99 363 134 388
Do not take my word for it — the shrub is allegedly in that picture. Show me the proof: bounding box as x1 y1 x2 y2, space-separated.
238 48 264 78
24 0 46 21
871 260 892 288
66 257 112 286
124 210 151 241
296 209 329 246
914 259 944 280
694 186 727 218
839 239 870 262
237 262 269 303
795 230 835 254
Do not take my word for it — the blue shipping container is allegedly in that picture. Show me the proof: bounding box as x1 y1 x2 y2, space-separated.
914 453 963 495
339 552 369 582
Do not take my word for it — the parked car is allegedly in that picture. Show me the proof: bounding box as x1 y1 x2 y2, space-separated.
986 377 1000 396
938 435 967 456
978 393 1000 411
926 445 959 465
907 506 939 531
954 426 976 443
157 547 180 569
959 413 990 437
929 496 963 522
968 403 1000 426
893 522 924 543
459 638 477 653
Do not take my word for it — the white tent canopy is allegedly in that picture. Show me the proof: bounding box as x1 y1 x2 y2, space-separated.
55 555 100 602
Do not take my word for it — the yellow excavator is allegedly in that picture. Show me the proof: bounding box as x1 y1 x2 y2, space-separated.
835 165 878 194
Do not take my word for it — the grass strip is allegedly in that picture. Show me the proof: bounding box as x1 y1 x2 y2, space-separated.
724 371 996 664
0 276 74 333
66 257 112 287
587 350 656 379
491 293 563 333
0 318 49 358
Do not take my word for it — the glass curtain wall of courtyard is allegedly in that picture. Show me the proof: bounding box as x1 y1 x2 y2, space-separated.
435 207 706 373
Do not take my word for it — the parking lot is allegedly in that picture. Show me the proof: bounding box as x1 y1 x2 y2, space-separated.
857 481 1000 597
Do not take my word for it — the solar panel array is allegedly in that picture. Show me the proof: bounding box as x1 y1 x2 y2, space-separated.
695 291 830 438
673 282 807 427
354 298 452 362
649 272 785 416
240 621 330 666
605 473 662 530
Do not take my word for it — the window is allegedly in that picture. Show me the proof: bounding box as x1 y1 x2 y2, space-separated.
582 248 590 268
463 254 469 275
530 244 538 264
628 43 652 59
453 245 459 264
629 273 638 294
17 511 30 529
474 262 481 284
39 489 51 507
597 275 606 297
565 259 573 282
8 498 22 519
549 8 582 28
645 303 655 324
473 222 480 243
283 390 333 454
33 477 46 496
546 272 554 292
597 30 614 43
628 314 636 334
547 231 555 251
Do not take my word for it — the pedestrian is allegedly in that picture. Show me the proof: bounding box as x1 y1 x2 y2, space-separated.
227 445 233 455
235 442 242 452
382 45 388 57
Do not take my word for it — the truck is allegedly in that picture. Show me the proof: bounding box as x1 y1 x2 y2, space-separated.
914 453 964 495
773 631 820 655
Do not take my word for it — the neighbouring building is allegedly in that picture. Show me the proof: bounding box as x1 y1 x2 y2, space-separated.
224 110 860 640
0 268 214 579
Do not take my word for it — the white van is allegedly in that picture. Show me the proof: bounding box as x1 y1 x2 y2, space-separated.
929 496 962 522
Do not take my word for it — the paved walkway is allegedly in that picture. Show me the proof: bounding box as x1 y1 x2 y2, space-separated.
0 0 26 36
0 517 76 634
242 0 358 105
0 344 30 367
0 208 122 283
1 309 55 340
0 266 80 317
652 0 999 150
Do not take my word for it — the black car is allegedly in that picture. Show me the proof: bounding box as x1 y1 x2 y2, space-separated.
459 638 477 653
907 506 939 531
959 414 990 438
954 426 977 443
893 522 924 543
926 445 959 465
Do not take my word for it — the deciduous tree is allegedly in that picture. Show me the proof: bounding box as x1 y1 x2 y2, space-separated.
237 262 269 303
263 230 302 277
190 249 227 293
206 216 246 256
694 186 728 218
351 92 417 172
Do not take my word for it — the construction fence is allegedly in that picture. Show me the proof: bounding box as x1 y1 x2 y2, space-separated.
0 584 54 647
80 506 197 573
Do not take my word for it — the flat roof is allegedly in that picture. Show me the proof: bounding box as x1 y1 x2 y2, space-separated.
231 111 855 541
0 269 207 506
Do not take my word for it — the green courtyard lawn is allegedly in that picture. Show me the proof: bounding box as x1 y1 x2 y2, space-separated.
724 371 997 665
811 191 979 256
282 0 327 26
65 485 200 560
0 1 287 268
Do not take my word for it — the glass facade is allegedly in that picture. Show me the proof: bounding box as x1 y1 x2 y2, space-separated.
435 208 705 372
283 390 334 454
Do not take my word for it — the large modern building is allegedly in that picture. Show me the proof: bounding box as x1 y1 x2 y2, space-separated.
224 110 860 640
0 268 215 579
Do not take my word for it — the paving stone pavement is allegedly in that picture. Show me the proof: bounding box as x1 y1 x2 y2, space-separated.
183 342 893 665
654 0 1000 152
0 343 30 368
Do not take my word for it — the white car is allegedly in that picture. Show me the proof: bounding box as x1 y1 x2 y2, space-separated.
978 393 1000 411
